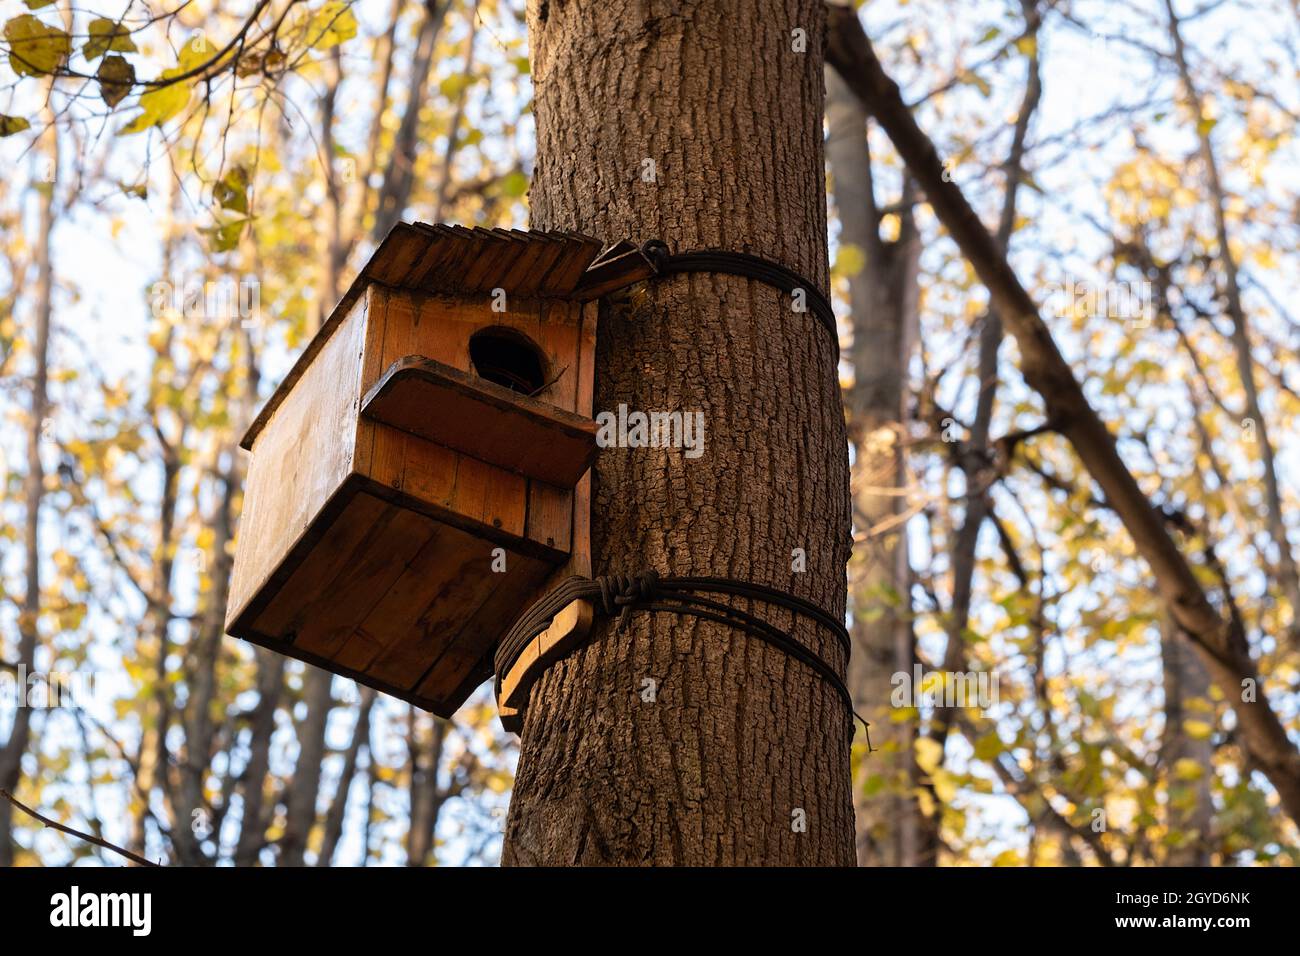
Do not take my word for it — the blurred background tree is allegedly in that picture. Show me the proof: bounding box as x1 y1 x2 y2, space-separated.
0 0 1296 865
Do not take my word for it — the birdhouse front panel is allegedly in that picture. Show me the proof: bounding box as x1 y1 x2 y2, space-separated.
226 225 608 716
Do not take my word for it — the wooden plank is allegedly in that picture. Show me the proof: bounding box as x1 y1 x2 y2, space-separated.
450 454 528 538
498 599 595 713
540 235 604 295
526 480 572 553
358 555 505 688
360 357 598 487
251 492 392 638
351 285 390 476
367 224 430 285
513 234 568 296
334 520 490 677
529 301 580 411
577 300 597 410
396 437 459 509
227 295 367 628
572 246 658 298
496 234 552 292
461 232 511 290
414 550 552 704
292 506 440 660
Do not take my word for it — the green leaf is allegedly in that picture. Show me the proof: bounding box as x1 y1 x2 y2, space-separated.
5 14 72 76
973 732 1003 761
0 114 31 137
439 72 473 98
97 54 135 108
83 17 137 60
213 166 250 214
201 217 248 252
23 0 56 9
498 170 529 198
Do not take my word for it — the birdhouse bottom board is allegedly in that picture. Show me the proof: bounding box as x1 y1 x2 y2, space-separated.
233 478 557 714
225 282 597 717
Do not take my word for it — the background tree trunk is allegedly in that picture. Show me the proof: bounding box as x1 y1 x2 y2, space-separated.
0 95 57 868
825 68 926 866
1161 617 1214 865
502 0 853 866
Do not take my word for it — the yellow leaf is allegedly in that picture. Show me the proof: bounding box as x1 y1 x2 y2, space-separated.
5 14 71 76
915 736 944 775
119 81 189 134
304 1 358 50
833 242 867 279
932 769 958 803
83 16 137 60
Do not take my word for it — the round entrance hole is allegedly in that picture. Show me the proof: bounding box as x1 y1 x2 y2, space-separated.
468 327 548 394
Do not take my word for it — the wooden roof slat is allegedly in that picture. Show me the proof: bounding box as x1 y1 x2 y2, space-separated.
367 224 431 285
512 233 570 296
541 234 605 295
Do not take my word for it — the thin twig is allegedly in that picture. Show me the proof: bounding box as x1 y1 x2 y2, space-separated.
1 789 160 867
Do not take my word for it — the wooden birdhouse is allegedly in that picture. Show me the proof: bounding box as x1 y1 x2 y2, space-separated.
225 224 654 717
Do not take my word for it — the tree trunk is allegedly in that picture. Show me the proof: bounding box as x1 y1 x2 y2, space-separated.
1160 617 1214 866
278 668 332 866
0 96 56 868
825 67 925 866
503 0 853 866
825 7 1300 824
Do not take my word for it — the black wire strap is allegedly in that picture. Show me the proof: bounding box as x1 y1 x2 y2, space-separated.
639 240 839 356
494 571 870 744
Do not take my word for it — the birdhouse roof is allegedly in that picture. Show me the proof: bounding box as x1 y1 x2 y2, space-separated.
241 224 654 450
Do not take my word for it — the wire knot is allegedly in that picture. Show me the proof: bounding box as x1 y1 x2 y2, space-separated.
595 570 660 628
640 238 671 273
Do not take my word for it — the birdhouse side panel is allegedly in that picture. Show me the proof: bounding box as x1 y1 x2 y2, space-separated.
225 293 368 632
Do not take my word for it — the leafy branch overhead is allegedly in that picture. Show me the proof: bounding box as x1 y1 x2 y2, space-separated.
1 1 358 127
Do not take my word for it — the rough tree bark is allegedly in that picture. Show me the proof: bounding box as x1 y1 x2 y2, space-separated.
503 0 854 865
